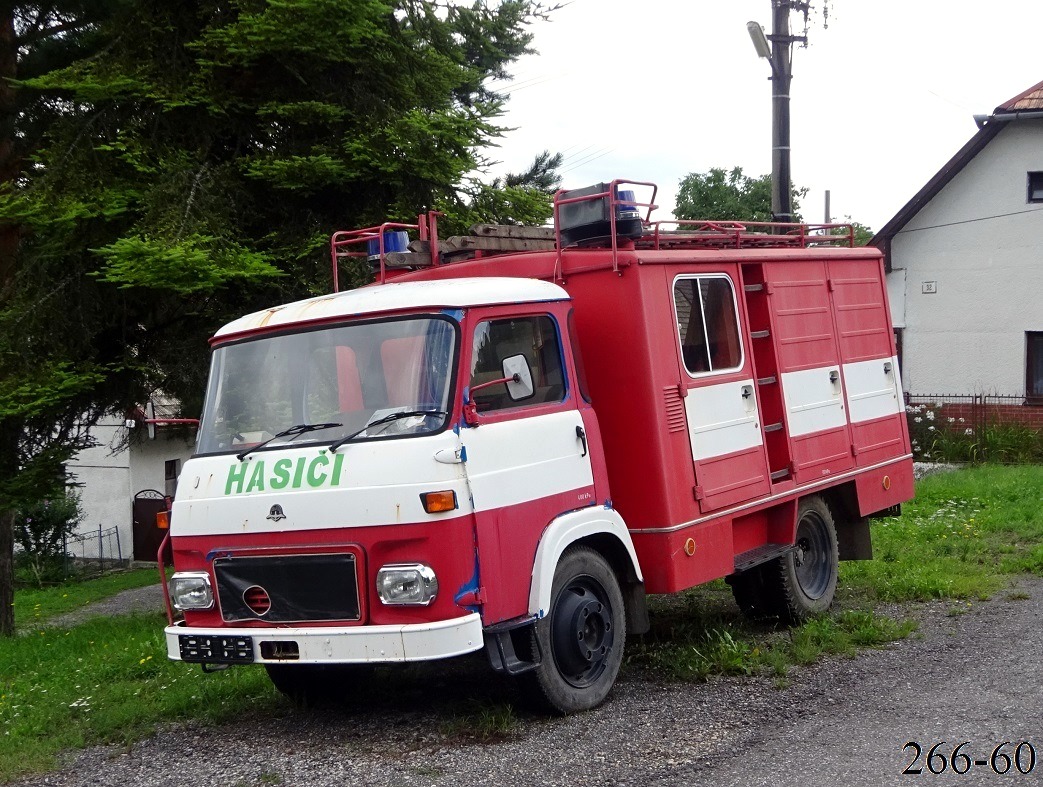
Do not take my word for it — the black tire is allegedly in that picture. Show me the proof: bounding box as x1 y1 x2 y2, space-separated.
772 496 839 623
525 546 626 714
264 663 374 706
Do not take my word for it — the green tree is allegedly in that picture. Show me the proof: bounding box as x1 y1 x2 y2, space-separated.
847 220 874 247
441 149 562 233
674 167 806 223
0 0 554 635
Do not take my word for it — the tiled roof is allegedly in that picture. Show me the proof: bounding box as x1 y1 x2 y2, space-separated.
996 79 1043 111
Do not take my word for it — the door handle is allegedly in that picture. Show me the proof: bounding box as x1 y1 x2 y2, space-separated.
575 425 588 457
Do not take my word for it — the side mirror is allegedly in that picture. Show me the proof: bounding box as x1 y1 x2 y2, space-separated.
502 354 534 401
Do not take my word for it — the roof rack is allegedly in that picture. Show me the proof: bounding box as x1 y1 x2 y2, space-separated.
641 220 855 250
328 180 856 288
329 211 445 290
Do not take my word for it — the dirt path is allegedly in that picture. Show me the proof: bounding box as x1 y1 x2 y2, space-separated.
16 575 1043 786
45 584 165 629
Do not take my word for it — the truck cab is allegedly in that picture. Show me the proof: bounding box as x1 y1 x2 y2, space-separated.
165 276 640 711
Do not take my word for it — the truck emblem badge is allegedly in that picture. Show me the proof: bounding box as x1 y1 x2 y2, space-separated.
266 504 286 522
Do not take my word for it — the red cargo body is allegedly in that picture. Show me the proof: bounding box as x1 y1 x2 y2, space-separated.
392 241 912 595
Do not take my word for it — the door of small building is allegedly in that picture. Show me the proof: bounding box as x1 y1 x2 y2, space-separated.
132 489 167 562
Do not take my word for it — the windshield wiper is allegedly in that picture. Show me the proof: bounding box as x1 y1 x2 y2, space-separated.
236 422 343 461
329 410 446 453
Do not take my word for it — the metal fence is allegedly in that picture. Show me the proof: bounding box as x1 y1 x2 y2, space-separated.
904 393 1043 463
905 393 1043 432
64 524 124 576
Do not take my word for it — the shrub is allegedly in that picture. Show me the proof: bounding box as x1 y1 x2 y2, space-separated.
906 403 1043 464
14 491 85 586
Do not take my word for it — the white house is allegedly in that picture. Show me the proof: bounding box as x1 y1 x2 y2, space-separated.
66 405 196 565
873 79 1043 405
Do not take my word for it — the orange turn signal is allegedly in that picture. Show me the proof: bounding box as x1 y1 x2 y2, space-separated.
420 490 458 514
155 510 170 530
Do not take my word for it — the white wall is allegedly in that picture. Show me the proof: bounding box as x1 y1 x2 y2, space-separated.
66 416 195 562
891 121 1043 394
66 418 132 561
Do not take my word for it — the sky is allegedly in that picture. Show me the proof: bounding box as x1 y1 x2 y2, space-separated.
485 0 1043 232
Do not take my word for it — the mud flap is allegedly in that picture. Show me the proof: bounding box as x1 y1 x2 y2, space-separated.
484 618 542 675
837 515 873 561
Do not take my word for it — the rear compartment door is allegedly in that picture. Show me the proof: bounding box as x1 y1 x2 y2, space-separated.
827 258 907 466
672 271 772 512
762 260 855 482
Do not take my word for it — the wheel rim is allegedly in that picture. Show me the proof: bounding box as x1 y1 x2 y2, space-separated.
793 510 832 599
549 576 615 688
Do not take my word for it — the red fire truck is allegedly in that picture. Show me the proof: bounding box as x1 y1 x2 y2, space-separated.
162 180 913 714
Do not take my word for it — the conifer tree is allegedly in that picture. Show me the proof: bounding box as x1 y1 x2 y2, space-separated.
0 0 555 634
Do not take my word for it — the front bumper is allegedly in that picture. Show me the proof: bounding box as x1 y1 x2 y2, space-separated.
164 612 483 665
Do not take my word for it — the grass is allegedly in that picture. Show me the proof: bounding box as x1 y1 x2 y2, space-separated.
437 700 519 744
628 464 1043 684
626 584 919 683
2 465 1042 781
13 569 165 630
841 465 1043 602
0 612 279 781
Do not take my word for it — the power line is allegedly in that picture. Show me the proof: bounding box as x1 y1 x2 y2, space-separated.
559 148 615 175
896 206 1043 234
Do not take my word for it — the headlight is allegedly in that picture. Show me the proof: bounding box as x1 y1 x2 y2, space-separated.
376 564 438 606
170 572 214 610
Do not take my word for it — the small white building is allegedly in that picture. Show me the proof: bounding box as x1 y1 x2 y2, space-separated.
873 80 1043 403
66 405 195 564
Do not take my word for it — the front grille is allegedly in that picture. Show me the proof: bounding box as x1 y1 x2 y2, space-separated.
214 553 360 623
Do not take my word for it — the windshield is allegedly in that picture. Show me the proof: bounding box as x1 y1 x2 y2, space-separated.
197 316 457 456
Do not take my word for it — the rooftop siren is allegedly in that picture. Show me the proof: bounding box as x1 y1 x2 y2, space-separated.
366 230 410 262
556 183 645 247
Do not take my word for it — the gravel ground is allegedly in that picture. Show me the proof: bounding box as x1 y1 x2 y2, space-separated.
14 573 1043 787
44 584 165 629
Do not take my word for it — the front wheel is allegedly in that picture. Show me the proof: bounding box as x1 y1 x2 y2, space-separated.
525 546 626 714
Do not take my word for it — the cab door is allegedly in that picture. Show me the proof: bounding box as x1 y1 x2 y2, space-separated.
459 306 595 624
673 271 772 512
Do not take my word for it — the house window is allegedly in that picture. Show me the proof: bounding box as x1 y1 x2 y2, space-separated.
673 276 743 376
164 459 180 498
1028 172 1043 203
1028 332 1043 403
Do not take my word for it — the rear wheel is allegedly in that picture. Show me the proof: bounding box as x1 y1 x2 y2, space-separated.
773 496 839 623
525 546 625 714
727 496 839 624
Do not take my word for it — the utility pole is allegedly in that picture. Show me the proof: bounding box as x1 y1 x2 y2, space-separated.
748 1 816 224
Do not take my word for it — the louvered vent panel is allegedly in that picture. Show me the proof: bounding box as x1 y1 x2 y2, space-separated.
664 386 687 433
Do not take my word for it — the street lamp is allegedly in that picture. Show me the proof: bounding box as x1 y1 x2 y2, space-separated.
748 4 805 224
747 21 771 59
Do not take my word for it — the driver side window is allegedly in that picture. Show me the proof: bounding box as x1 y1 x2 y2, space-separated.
470 316 565 412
